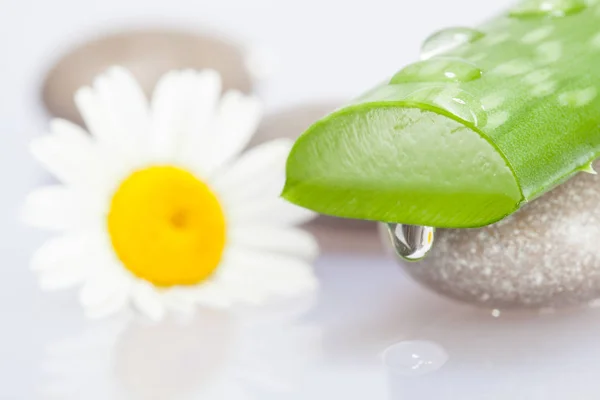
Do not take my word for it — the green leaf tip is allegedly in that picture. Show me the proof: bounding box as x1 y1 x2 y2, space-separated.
284 1 600 228
283 104 523 228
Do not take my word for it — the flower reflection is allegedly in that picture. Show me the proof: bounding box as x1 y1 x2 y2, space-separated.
39 304 320 399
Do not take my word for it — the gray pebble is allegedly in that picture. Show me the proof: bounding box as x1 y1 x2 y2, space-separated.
398 163 600 309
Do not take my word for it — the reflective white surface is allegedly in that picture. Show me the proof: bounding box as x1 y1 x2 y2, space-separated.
5 0 600 398
9 245 600 399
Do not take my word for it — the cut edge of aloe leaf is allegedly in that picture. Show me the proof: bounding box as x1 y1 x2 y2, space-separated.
282 102 524 228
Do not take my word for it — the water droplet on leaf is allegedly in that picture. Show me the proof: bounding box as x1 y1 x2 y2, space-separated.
510 0 587 18
387 224 435 261
421 27 485 60
390 58 483 85
384 340 448 376
402 86 488 127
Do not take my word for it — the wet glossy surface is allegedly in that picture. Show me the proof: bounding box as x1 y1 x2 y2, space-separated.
509 0 588 18
7 249 600 399
383 340 449 376
386 224 435 261
402 86 488 127
420 27 485 60
390 58 483 84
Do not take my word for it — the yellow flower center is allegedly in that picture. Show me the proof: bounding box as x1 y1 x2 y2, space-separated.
107 166 226 287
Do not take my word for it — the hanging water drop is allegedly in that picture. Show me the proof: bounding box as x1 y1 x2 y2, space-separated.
420 27 485 60
387 224 435 261
383 340 448 377
510 0 587 18
390 58 483 85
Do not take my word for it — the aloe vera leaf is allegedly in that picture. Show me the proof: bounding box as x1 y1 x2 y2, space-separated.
283 0 600 228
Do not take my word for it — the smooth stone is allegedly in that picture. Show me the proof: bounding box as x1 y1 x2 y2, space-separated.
253 103 382 255
42 30 253 124
394 162 600 309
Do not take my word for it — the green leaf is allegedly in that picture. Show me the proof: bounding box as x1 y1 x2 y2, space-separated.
283 2 600 228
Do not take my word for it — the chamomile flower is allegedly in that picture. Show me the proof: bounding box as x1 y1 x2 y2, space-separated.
24 67 318 320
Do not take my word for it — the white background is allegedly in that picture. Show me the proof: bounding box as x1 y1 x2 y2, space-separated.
9 1 600 399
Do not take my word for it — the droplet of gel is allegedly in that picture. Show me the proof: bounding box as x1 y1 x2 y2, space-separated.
509 0 587 18
387 224 435 261
390 58 483 85
421 27 485 60
383 340 449 377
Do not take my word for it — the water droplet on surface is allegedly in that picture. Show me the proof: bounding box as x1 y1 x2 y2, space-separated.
390 58 483 85
387 224 435 261
491 309 502 318
383 340 448 376
509 0 587 18
402 86 488 127
420 27 485 60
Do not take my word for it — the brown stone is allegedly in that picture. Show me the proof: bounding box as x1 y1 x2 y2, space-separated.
41 29 253 124
396 163 600 309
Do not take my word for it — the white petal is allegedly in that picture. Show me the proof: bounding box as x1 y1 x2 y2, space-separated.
74 69 149 157
131 281 166 321
215 249 318 301
79 279 116 309
224 283 270 305
79 263 132 319
193 283 234 308
209 268 271 305
104 67 150 126
95 67 150 154
150 71 185 159
178 70 222 157
202 91 262 172
212 139 291 201
162 289 196 316
228 197 316 227
74 86 121 148
84 289 129 319
228 226 319 260
30 120 98 185
22 186 100 231
151 70 223 163
38 267 87 291
31 233 98 272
